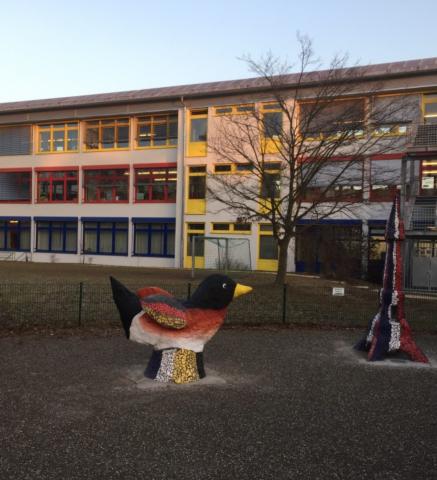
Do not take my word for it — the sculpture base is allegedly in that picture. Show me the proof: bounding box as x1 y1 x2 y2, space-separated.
144 348 206 384
355 317 428 363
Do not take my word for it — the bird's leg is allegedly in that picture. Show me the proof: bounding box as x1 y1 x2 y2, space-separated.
144 348 206 384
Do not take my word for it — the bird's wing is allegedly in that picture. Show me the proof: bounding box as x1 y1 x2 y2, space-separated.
137 286 173 299
140 294 187 330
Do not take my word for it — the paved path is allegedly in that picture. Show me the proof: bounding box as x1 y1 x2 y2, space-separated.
1 330 436 480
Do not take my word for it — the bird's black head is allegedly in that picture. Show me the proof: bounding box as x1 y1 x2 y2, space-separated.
187 274 252 310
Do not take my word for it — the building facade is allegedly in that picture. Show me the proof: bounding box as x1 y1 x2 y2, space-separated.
1 58 437 287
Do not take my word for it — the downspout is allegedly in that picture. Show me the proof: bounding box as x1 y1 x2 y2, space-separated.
175 96 187 268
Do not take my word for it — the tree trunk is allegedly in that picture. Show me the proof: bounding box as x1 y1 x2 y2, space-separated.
274 237 292 285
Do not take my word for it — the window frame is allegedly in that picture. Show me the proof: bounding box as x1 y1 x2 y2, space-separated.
0 125 33 156
83 166 130 203
423 93 437 123
214 104 255 116
258 223 279 264
36 122 79 154
35 218 78 253
301 159 364 203
261 102 283 139
0 218 31 252
84 118 130 151
186 222 205 258
82 219 128 256
260 171 281 200
188 109 208 156
299 98 366 141
371 123 408 137
187 165 206 200
420 159 437 195
36 167 79 203
211 222 252 234
213 163 255 174
0 168 32 203
134 163 177 203
133 220 176 257
135 114 178 149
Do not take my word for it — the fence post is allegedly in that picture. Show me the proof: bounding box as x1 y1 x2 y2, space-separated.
187 282 191 301
78 282 84 327
282 283 287 324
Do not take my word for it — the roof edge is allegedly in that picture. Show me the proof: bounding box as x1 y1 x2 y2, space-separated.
1 57 437 115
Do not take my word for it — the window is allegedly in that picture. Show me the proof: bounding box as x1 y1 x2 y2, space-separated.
136 114 178 148
0 126 32 156
135 166 176 202
188 165 206 199
214 104 255 115
371 95 416 136
414 240 437 257
211 222 251 234
259 224 278 260
0 171 31 202
302 161 363 202
369 226 386 261
0 219 30 251
370 159 401 202
233 223 252 232
84 118 130 150
214 164 232 174
299 99 365 140
372 124 408 137
37 170 78 202
187 223 205 257
262 103 283 139
190 110 208 142
421 160 437 196
236 163 254 173
83 220 128 255
36 219 77 253
188 109 208 156
212 223 230 232
37 123 79 153
133 220 175 257
213 163 255 174
261 173 281 199
83 168 129 202
423 94 437 124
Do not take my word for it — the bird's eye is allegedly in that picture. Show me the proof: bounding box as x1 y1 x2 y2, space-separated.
222 283 227 289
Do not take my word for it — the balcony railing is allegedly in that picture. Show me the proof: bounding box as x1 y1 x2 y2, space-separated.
407 203 437 231
407 123 437 151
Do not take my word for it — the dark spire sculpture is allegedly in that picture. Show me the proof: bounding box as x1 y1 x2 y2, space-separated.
355 193 428 363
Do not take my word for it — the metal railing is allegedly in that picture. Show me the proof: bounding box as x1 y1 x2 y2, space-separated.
407 203 437 231
0 252 16 261
0 281 435 332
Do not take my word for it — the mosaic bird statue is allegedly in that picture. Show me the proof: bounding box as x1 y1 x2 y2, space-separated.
110 274 252 384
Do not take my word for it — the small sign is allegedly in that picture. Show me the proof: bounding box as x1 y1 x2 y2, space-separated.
422 177 435 189
332 287 345 296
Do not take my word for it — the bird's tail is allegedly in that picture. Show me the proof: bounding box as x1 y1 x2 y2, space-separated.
110 276 142 338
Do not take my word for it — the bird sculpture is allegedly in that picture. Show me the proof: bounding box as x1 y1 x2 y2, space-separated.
110 274 252 384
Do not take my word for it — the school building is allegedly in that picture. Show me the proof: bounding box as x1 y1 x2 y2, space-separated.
1 57 437 288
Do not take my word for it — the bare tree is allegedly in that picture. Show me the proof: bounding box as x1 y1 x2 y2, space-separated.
207 36 416 284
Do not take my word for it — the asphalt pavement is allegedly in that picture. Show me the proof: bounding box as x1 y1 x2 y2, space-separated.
1 329 436 480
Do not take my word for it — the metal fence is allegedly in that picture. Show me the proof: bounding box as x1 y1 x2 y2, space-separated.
0 282 435 332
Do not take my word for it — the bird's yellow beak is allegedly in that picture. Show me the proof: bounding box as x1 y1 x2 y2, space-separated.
233 283 253 298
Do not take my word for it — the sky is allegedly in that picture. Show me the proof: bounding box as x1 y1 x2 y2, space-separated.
1 0 437 103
